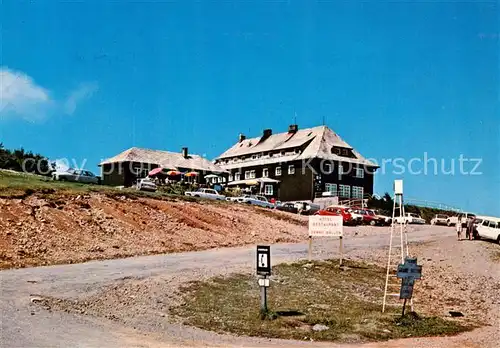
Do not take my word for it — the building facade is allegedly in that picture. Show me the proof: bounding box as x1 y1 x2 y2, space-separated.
214 125 378 202
100 147 226 187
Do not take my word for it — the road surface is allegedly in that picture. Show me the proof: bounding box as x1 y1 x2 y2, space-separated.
0 226 483 347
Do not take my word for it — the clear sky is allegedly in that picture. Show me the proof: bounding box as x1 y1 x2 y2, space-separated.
0 1 498 215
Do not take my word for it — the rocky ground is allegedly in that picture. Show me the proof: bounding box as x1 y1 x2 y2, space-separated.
0 193 310 269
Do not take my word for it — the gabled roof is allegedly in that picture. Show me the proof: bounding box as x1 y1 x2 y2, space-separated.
216 126 378 168
100 147 226 173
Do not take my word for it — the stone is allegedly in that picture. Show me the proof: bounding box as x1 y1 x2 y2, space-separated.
312 324 329 332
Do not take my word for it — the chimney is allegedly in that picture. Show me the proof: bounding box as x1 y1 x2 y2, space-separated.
181 147 188 158
262 129 272 138
288 124 298 133
239 133 246 143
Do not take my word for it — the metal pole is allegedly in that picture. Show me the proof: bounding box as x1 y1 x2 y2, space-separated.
402 298 407 317
339 236 344 267
308 236 312 261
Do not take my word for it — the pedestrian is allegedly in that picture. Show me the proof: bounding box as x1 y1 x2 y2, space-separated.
456 216 462 240
467 217 475 240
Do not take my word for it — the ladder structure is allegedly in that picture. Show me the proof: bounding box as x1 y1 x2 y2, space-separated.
382 188 412 313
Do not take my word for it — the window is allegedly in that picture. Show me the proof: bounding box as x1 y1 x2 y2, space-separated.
250 170 256 179
229 174 233 181
235 172 241 181
325 183 337 195
264 185 273 195
251 154 257 160
352 186 364 199
355 167 365 178
262 168 269 177
276 166 282 176
245 171 250 179
288 165 295 175
339 184 351 198
342 149 349 156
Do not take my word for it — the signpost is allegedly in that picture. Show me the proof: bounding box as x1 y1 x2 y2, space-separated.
396 257 422 315
308 215 344 265
256 245 271 319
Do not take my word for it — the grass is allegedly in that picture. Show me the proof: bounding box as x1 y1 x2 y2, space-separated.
0 170 199 202
171 259 472 343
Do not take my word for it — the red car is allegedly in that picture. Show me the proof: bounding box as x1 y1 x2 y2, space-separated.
314 207 355 225
352 208 385 226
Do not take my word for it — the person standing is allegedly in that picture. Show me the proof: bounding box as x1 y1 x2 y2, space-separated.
456 216 462 240
467 217 475 240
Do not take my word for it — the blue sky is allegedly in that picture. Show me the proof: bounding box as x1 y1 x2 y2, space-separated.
0 1 498 215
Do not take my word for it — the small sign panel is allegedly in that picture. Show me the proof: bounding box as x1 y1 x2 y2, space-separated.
308 215 343 237
256 245 271 276
394 180 403 195
397 257 422 300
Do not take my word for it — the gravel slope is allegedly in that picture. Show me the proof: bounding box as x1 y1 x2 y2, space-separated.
0 193 307 269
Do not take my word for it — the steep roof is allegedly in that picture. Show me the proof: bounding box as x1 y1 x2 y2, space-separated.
216 126 378 169
100 147 226 173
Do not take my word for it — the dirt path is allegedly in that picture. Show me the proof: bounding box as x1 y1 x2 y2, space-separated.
1 225 499 347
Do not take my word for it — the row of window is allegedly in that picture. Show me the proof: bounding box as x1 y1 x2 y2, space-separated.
230 165 296 181
222 149 302 164
325 183 364 199
229 165 364 181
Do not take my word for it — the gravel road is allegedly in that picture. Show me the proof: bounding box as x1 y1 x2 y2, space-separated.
1 225 498 347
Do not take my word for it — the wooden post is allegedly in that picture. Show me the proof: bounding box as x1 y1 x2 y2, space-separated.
402 298 407 317
260 276 268 319
339 236 344 267
308 236 312 261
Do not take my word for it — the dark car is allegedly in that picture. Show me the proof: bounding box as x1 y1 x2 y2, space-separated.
276 202 298 214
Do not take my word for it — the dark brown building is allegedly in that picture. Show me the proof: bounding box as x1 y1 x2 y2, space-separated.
214 125 378 202
100 147 226 187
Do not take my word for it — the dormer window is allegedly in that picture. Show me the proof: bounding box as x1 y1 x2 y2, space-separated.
332 146 352 157
252 154 257 160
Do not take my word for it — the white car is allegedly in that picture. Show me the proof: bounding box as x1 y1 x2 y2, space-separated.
395 213 426 224
185 188 225 201
447 213 476 227
431 214 449 226
52 169 100 184
476 218 500 244
238 195 274 208
136 178 157 192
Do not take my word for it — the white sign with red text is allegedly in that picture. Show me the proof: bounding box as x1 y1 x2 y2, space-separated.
308 215 343 237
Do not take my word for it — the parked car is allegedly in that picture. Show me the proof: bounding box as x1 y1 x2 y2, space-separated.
346 208 364 224
185 188 225 200
276 202 298 214
395 213 426 225
293 201 320 215
352 208 385 226
52 169 100 184
238 195 274 208
374 210 392 226
431 214 449 226
447 213 476 227
136 177 157 192
314 206 354 225
476 218 500 244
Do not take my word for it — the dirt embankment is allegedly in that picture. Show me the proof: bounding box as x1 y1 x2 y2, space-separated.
0 193 308 269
